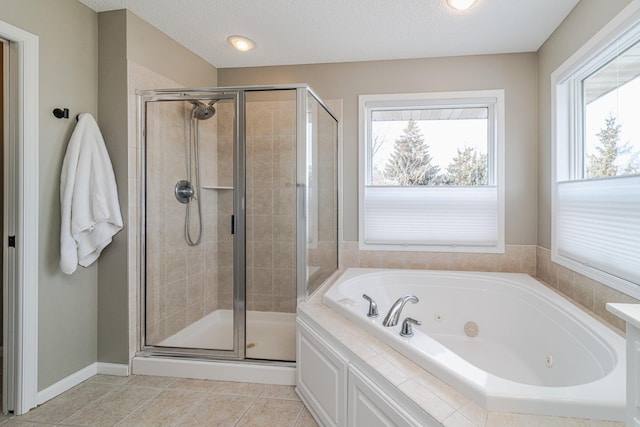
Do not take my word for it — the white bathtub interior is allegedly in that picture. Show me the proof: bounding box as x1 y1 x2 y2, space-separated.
403 281 613 387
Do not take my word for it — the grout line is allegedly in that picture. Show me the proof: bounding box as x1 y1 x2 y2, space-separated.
63 382 163 427
291 405 307 427
232 395 261 427
110 386 166 427
167 392 210 427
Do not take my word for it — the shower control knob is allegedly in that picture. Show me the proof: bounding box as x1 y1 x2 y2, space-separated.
175 180 195 204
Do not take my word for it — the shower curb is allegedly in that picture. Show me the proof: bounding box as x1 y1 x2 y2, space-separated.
131 356 295 385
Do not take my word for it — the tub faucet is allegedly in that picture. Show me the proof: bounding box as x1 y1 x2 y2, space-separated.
382 295 419 327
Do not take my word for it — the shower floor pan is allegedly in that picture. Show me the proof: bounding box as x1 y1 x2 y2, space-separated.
158 309 296 361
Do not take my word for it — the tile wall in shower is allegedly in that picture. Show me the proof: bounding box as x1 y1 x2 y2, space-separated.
214 100 235 311
240 98 297 313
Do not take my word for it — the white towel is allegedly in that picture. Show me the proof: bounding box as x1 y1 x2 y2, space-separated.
60 113 123 274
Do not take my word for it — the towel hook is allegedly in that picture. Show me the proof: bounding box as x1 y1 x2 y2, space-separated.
53 108 69 119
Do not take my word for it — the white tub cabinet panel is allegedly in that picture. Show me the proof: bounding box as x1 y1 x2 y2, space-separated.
348 365 423 427
297 314 440 426
296 318 348 427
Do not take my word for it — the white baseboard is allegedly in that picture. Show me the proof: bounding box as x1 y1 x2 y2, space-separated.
97 362 129 377
37 362 129 405
132 356 295 385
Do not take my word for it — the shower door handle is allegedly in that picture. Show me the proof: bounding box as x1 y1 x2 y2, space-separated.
231 214 235 235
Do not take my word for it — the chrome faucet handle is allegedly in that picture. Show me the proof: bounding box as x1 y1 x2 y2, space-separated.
362 294 379 318
400 317 422 337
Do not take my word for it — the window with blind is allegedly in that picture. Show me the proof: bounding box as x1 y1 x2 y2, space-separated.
358 91 505 252
552 9 640 298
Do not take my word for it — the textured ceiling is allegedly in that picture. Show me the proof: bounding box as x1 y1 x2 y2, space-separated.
78 0 580 69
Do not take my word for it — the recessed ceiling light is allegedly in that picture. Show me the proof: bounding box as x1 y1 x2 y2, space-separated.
447 0 478 11
227 35 255 52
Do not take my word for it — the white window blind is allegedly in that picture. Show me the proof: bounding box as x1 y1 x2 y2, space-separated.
363 186 498 246
556 175 640 285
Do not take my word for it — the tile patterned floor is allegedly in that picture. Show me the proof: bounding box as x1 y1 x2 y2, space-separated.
1 375 318 427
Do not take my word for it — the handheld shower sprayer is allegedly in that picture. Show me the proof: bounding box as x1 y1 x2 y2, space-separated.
176 98 219 246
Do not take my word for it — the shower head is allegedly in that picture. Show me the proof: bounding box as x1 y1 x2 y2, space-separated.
190 100 216 120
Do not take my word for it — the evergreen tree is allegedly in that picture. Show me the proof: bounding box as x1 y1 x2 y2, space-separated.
384 119 440 185
445 146 488 185
587 115 622 178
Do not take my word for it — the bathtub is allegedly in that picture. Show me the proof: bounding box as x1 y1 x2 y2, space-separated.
322 268 626 421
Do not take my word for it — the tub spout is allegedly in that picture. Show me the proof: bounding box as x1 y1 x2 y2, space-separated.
382 295 419 327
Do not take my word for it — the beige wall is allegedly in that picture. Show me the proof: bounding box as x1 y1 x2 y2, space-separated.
219 53 539 245
126 12 217 89
0 0 100 390
536 0 633 249
96 9 130 367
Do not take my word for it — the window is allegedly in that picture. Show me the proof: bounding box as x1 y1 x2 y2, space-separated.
358 91 505 252
552 6 640 298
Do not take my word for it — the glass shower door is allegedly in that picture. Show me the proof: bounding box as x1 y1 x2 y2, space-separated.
141 92 244 358
244 89 298 362
305 91 339 296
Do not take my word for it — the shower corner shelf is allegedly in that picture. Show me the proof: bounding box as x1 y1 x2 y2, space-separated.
202 185 234 190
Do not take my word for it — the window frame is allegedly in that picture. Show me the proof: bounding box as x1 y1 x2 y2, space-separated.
551 2 640 299
358 90 505 253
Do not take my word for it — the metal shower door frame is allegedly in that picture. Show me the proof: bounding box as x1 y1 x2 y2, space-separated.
137 88 246 360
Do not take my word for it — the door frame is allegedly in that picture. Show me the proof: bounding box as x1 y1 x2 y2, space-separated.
0 20 39 415
136 90 246 360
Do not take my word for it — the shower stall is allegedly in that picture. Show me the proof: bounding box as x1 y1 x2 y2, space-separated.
137 85 338 365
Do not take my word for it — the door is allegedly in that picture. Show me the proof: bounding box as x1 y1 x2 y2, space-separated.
0 20 40 415
140 91 245 359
